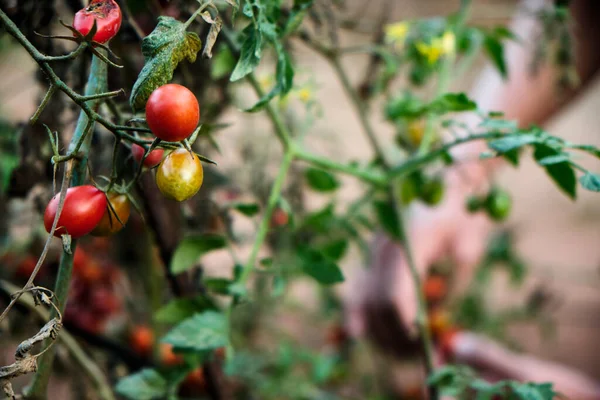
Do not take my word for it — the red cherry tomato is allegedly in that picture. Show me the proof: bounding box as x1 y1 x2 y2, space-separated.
145 84 200 142
423 275 447 304
129 325 154 356
73 0 122 43
44 185 107 239
15 256 37 279
270 208 289 228
131 143 165 168
90 286 121 316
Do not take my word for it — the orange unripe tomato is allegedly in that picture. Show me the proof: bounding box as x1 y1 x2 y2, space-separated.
423 275 447 304
428 308 451 339
156 149 204 201
92 193 131 236
129 326 154 356
160 343 184 366
145 84 199 142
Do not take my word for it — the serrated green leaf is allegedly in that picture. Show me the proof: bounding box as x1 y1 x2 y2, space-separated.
162 311 229 352
155 296 216 324
484 34 507 79
115 369 167 400
300 249 344 285
319 239 348 261
130 17 202 111
230 26 262 81
533 144 576 199
305 168 340 192
488 134 538 153
171 234 227 274
430 93 477 113
231 202 260 216
536 153 570 166
245 44 294 112
373 200 402 240
579 172 600 192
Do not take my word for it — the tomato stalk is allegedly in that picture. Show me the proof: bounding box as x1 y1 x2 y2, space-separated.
26 52 108 400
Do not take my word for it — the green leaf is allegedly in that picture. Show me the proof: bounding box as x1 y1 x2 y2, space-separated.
533 144 576 199
430 93 477 113
536 153 570 166
484 34 507 79
204 278 233 295
171 234 227 274
230 26 262 81
319 239 348 261
479 118 518 131
246 45 294 112
130 17 202 111
211 46 236 79
155 296 216 324
231 202 260 216
579 172 600 192
305 168 340 192
115 369 167 400
162 311 229 352
283 0 313 36
373 200 402 240
488 134 538 153
300 249 344 285
508 381 558 400
303 203 335 233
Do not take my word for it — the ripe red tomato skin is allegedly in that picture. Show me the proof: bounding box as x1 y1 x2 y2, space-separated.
145 84 200 142
131 144 165 168
44 185 107 239
73 0 122 43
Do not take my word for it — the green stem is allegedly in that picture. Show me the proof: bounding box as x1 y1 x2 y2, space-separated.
26 53 108 400
294 147 386 187
417 0 472 156
387 132 506 179
237 151 294 286
246 73 293 150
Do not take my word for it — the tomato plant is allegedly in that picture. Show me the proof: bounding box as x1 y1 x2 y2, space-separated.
73 0 122 43
44 185 107 239
0 1 598 400
145 84 200 142
155 148 204 201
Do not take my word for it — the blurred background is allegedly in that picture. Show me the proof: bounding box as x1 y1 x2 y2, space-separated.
0 0 599 399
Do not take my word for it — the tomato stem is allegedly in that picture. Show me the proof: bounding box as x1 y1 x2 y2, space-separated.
26 51 108 399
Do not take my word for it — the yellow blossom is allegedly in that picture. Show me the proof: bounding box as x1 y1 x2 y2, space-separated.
441 31 456 56
258 75 274 91
385 22 410 44
415 39 443 64
297 87 312 103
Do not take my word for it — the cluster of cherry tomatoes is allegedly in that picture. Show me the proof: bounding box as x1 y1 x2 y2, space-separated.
43 82 204 239
422 274 461 360
63 246 123 334
127 325 224 395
